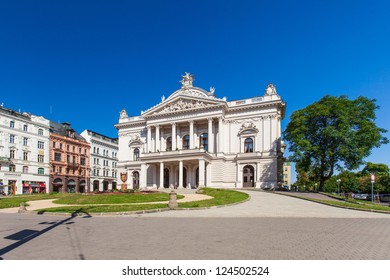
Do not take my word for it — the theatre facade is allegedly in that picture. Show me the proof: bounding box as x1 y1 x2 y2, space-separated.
115 73 286 190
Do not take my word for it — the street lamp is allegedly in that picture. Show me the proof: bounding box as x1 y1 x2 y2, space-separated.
370 174 375 203
314 183 317 192
336 179 341 196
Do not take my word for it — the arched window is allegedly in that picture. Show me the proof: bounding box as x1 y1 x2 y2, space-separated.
133 148 140 161
166 137 172 151
182 135 190 150
244 138 254 153
200 133 208 151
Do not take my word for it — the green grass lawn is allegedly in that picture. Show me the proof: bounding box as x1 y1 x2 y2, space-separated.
34 188 249 213
52 192 184 205
179 188 249 208
0 193 72 209
37 203 168 214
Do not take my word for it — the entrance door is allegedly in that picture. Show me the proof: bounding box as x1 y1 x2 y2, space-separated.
195 168 199 187
183 167 187 188
243 165 254 187
164 168 169 188
133 171 140 190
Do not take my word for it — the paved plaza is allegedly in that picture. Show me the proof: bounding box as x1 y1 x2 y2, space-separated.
0 191 389 260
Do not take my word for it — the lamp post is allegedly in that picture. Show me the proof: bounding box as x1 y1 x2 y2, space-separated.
314 183 317 192
336 179 341 196
370 174 375 203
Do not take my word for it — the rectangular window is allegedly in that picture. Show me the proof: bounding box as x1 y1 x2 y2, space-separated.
38 155 44 163
10 121 15 128
38 168 44 175
54 152 61 162
23 137 28 146
10 150 15 159
23 166 28 173
23 152 28 161
9 165 16 172
67 155 70 163
59 143 63 149
59 167 62 173
38 141 44 149
67 145 69 151
9 134 15 143
38 129 43 135
23 125 28 131
53 141 56 148
80 157 85 166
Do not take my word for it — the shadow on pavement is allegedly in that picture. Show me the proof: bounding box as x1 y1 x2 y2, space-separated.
0 208 90 260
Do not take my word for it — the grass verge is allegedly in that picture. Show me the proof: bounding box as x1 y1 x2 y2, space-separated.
179 188 249 208
36 203 168 214
0 193 71 209
53 193 183 205
289 195 390 213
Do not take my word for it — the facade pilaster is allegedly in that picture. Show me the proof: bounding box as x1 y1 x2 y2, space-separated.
141 163 147 188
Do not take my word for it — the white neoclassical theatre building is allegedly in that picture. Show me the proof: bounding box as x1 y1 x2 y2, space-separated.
115 73 286 190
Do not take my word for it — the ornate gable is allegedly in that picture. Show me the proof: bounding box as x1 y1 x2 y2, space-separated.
142 96 226 117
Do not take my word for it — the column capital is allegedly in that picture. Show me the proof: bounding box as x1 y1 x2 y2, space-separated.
188 120 194 124
207 117 213 122
171 122 177 127
155 124 160 128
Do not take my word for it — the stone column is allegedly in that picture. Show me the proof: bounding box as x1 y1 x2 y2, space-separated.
187 164 192 188
172 123 177 150
218 117 223 153
159 162 164 189
189 120 194 149
198 159 205 187
208 118 214 153
178 160 183 188
177 125 181 150
147 126 152 153
155 125 160 152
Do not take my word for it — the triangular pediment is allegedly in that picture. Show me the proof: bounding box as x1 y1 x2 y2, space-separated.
142 95 227 117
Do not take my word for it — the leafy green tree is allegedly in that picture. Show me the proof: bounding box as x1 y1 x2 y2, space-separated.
361 162 389 176
284 95 388 191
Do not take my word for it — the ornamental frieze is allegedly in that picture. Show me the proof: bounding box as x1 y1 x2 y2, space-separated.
157 99 208 114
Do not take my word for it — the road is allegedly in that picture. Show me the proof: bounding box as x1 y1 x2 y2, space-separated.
0 191 389 260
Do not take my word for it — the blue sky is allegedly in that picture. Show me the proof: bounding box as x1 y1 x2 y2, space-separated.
1 0 389 179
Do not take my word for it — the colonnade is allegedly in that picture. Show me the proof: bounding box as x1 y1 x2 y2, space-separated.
146 117 224 154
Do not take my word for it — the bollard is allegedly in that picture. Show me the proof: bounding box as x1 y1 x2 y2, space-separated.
168 191 178 209
18 203 27 213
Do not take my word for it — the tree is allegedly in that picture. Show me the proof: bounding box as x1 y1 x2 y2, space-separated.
284 95 388 191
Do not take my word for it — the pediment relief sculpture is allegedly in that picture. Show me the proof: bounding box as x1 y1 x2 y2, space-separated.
239 121 259 134
155 99 208 114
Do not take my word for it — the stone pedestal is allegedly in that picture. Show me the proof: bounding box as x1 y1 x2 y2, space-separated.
168 191 178 209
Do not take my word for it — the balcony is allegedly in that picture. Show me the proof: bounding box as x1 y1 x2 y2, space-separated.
67 162 79 168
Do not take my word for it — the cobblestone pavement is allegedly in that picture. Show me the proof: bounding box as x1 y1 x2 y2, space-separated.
0 191 389 260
